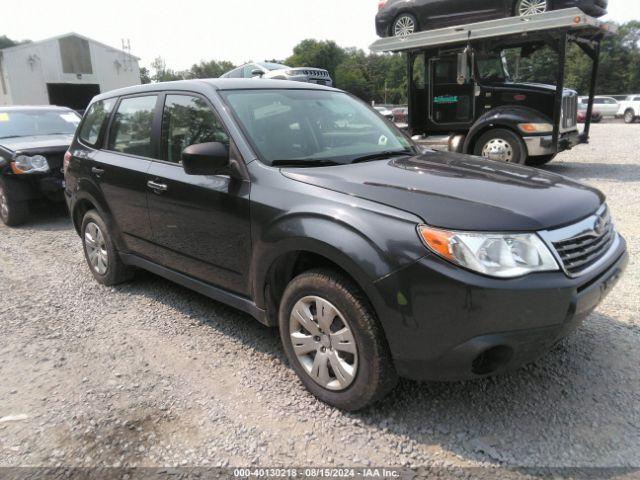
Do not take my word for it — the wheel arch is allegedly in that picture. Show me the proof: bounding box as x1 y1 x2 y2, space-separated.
463 106 550 154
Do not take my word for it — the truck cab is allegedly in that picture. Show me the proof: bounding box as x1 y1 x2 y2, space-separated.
409 43 580 165
370 8 615 166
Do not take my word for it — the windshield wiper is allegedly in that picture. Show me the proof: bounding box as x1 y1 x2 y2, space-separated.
350 150 414 164
271 159 343 168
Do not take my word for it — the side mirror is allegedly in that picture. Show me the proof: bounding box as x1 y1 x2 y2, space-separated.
181 142 229 176
251 69 264 78
457 51 469 85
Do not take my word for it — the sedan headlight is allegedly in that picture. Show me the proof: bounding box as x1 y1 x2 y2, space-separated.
12 154 50 174
418 225 559 278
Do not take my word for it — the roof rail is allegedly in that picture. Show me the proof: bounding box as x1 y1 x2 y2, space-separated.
370 8 615 53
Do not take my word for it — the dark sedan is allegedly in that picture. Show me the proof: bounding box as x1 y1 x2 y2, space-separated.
376 0 608 37
0 106 80 226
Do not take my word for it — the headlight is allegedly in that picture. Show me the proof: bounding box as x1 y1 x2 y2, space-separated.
518 123 553 134
286 70 301 76
418 225 559 278
11 154 50 174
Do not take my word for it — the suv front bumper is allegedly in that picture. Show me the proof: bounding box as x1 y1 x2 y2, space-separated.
370 236 627 381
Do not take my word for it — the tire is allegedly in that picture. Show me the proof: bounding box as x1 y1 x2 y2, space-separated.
473 128 528 164
0 178 29 227
392 13 418 37
279 269 397 411
624 109 637 124
527 154 556 166
81 210 134 286
515 0 551 16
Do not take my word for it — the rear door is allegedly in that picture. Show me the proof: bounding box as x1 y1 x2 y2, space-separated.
421 0 506 28
146 93 252 295
79 95 159 256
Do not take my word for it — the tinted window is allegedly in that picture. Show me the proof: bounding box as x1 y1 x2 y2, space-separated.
228 68 243 79
634 97 640 102
434 58 458 85
594 99 604 104
161 95 229 164
108 96 158 158
79 99 115 146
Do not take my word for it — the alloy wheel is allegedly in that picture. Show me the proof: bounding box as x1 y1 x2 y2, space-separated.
0 184 8 221
625 111 635 123
394 15 416 37
518 0 548 16
289 296 358 391
84 222 109 275
482 138 515 162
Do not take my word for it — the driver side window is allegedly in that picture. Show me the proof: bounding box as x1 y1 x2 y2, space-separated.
161 94 229 164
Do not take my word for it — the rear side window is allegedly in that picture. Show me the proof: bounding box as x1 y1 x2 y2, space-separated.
634 97 640 102
79 99 115 146
108 96 158 158
161 95 229 164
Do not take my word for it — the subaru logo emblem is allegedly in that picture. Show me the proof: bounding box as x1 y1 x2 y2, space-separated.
594 216 607 236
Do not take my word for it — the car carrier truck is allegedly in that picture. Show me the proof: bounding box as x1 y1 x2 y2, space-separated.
370 8 615 166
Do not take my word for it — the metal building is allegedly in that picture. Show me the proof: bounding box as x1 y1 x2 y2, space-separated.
0 32 141 110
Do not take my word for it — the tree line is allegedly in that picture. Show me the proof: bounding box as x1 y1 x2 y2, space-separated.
3 20 639 104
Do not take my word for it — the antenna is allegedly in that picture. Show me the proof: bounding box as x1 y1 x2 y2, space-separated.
121 38 133 71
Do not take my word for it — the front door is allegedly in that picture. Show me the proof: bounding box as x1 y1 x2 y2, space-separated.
429 55 476 131
146 93 252 295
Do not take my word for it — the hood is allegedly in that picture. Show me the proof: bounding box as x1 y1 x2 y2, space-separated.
284 67 330 75
0 134 74 153
281 151 604 231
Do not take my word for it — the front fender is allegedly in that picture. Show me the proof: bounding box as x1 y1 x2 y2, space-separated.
464 106 552 153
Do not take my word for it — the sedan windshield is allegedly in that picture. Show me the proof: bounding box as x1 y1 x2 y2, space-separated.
0 109 80 139
220 89 413 166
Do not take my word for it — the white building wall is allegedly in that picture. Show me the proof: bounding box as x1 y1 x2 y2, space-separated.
0 35 141 106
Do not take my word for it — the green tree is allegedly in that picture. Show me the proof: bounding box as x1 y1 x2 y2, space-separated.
150 57 184 83
287 39 346 79
139 67 152 84
190 60 236 79
0 35 30 49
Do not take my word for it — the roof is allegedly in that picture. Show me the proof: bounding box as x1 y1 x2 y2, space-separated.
0 32 140 60
370 8 616 53
92 78 339 102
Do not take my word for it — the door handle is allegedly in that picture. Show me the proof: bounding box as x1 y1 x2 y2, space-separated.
91 167 105 177
147 180 168 193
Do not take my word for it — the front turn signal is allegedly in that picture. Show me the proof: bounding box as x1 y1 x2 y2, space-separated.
417 226 455 261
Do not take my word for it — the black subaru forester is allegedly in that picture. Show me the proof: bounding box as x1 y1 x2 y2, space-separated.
65 79 627 411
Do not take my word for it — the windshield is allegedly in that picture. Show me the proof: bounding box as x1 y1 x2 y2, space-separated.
477 53 510 83
0 109 80 139
220 89 413 167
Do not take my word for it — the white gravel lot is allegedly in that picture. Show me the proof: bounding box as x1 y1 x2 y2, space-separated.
0 124 638 471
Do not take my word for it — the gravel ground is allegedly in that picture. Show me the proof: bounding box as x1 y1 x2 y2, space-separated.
0 124 638 471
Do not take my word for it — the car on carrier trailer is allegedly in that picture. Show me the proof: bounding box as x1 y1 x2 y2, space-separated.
370 8 615 166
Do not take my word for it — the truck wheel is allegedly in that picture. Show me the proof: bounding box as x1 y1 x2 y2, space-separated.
527 154 556 166
624 109 636 124
516 0 550 16
0 179 29 227
474 129 527 165
392 13 418 37
81 210 134 286
279 269 397 411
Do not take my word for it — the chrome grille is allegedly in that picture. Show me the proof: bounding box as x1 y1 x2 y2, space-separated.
561 93 578 132
551 208 616 276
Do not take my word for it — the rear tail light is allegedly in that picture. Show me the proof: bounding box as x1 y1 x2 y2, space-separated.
378 0 387 10
63 151 72 174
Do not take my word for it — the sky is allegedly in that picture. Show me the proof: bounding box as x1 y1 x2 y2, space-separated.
4 0 640 71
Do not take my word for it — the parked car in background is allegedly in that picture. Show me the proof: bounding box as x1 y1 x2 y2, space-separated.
577 108 602 124
66 79 627 411
617 95 640 124
609 95 630 102
579 96 618 118
376 0 608 37
392 106 409 125
221 62 333 87
0 106 80 226
373 105 394 120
